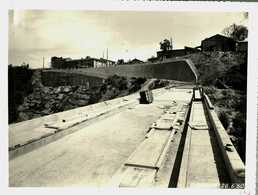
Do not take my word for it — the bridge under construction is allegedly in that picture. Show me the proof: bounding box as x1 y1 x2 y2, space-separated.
9 83 245 187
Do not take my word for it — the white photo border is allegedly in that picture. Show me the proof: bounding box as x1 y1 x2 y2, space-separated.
1 1 258 195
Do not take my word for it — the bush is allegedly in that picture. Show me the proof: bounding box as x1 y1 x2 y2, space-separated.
219 111 229 129
232 113 246 138
232 95 247 113
204 86 216 95
105 75 128 91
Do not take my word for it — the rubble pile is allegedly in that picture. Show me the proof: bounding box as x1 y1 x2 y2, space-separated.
16 73 146 122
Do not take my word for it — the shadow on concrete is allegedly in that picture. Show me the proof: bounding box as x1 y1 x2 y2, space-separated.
168 100 192 188
204 105 231 185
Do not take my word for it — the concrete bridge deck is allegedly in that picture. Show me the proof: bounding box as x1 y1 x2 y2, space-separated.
9 86 193 186
9 85 245 188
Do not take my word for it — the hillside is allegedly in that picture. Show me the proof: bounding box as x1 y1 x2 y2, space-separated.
179 51 247 162
179 51 247 87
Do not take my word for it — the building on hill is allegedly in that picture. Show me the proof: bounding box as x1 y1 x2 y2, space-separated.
147 56 159 63
157 49 185 59
184 46 201 55
117 59 125 65
51 56 115 69
201 34 236 52
156 46 200 60
127 58 144 64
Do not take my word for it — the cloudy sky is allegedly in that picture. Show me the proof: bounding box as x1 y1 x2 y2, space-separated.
9 10 248 68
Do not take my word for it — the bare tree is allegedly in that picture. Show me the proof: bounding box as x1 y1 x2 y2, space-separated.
222 23 248 41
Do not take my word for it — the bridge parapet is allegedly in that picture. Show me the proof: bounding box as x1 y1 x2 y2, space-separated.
9 85 245 187
203 93 245 184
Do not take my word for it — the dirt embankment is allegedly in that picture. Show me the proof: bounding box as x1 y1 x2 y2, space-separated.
12 71 147 123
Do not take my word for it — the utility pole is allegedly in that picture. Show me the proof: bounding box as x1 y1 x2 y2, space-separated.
43 56 45 69
106 48 108 67
170 37 173 50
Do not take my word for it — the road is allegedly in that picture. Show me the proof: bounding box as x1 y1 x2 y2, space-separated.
9 87 193 187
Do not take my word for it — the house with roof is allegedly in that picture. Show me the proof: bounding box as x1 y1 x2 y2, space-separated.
51 56 115 69
201 34 236 52
127 58 144 64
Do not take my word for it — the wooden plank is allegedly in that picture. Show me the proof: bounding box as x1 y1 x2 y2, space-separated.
187 130 221 187
125 130 170 169
119 166 156 187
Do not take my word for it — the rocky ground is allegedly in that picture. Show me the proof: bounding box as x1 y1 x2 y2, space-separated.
15 72 147 123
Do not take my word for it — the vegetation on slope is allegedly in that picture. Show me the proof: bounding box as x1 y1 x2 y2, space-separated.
8 66 33 123
182 51 247 162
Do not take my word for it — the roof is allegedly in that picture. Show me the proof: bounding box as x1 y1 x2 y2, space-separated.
53 56 115 63
92 58 115 63
131 58 144 62
202 34 235 42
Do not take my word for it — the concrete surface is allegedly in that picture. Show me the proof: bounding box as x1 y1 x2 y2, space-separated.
180 101 229 188
119 167 156 187
110 89 192 187
189 102 209 130
9 93 139 150
10 103 162 186
125 130 171 169
9 87 193 187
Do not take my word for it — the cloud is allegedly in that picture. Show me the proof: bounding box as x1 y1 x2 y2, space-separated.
9 10 247 68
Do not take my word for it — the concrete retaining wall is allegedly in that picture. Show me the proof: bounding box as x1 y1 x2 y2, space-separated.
49 59 198 83
41 71 104 87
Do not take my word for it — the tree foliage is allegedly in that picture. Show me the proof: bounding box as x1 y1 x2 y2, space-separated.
160 39 173 51
117 59 125 65
222 23 248 41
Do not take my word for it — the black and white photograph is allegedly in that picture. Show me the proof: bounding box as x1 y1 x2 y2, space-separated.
1 1 258 194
